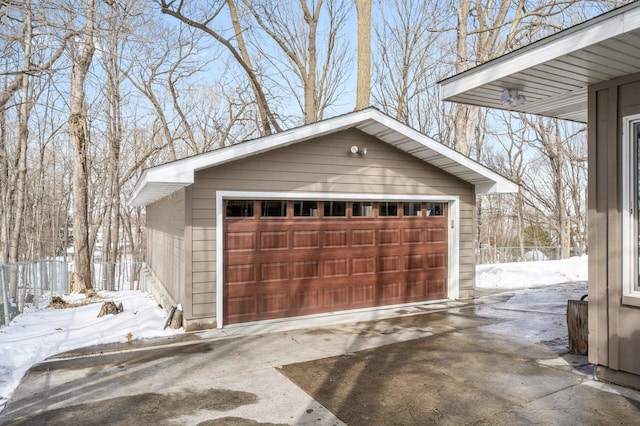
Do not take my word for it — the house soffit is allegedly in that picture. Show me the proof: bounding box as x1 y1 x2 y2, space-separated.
439 2 640 123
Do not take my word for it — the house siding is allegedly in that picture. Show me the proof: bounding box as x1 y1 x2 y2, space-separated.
146 188 185 310
589 72 640 386
187 129 476 324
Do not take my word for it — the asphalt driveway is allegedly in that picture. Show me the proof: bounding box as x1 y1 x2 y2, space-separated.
1 282 639 425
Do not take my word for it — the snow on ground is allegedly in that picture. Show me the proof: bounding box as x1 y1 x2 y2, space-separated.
0 256 589 411
0 290 183 410
476 255 588 289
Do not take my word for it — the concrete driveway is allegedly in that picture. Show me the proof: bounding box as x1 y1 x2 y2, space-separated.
1 282 639 425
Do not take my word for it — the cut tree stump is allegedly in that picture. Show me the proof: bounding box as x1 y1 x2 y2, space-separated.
97 301 124 317
567 297 588 355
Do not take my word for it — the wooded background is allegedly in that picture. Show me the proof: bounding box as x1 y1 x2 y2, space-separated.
1 0 627 291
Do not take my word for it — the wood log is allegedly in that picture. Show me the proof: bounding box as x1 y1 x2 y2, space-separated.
567 299 588 355
97 301 124 317
170 309 183 329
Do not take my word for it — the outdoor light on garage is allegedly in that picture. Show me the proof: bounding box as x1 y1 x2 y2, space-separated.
350 145 367 156
500 89 526 108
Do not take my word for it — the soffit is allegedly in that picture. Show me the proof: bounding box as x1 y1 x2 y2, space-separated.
439 2 640 123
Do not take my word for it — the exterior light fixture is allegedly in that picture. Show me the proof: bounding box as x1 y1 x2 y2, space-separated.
500 89 526 108
350 146 367 156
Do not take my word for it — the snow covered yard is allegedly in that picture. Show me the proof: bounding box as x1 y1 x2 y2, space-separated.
476 255 587 290
0 290 183 411
0 256 588 412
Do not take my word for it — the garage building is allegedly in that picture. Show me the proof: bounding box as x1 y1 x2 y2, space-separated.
129 108 517 330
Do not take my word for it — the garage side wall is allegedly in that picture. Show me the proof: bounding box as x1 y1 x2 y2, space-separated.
145 189 186 311
187 129 476 327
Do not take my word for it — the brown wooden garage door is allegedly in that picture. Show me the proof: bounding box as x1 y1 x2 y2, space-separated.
223 200 448 324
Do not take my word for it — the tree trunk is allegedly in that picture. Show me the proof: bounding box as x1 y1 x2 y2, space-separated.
8 10 33 265
567 298 588 355
0 106 7 263
69 0 96 294
354 0 371 110
301 0 322 123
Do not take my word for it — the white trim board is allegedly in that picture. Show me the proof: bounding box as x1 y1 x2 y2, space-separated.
215 190 460 328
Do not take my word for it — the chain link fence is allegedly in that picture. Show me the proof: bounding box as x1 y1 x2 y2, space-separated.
67 261 144 292
0 260 68 327
1 260 144 328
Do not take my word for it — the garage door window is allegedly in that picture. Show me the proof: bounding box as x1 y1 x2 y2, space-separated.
231 200 446 219
294 201 318 217
404 202 422 217
226 200 254 217
324 201 346 217
427 202 444 216
379 202 398 217
261 200 287 217
352 202 374 217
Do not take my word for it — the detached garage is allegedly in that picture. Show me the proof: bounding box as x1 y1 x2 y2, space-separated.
129 108 517 330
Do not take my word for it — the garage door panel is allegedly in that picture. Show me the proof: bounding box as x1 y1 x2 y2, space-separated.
403 228 424 244
323 258 349 277
323 287 350 308
352 284 376 304
379 282 401 301
261 292 289 314
324 230 348 247
352 256 376 275
226 295 258 319
260 262 289 281
426 253 447 269
352 229 375 246
293 260 320 279
427 279 447 298
378 255 400 273
226 264 256 284
378 228 401 245
404 280 427 298
404 254 424 271
260 231 289 250
293 289 321 311
292 230 319 249
226 231 256 251
426 227 446 242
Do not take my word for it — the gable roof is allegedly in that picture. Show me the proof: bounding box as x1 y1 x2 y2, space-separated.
439 1 640 123
129 108 517 206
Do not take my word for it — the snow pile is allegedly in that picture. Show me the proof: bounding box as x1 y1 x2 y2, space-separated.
0 291 183 409
476 255 588 290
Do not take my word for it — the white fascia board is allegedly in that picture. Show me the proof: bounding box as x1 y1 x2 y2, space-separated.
369 112 517 194
127 109 379 207
129 107 517 206
128 170 149 206
151 109 378 176
440 4 640 99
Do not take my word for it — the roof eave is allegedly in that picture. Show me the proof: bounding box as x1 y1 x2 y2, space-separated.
439 2 640 122
128 108 517 207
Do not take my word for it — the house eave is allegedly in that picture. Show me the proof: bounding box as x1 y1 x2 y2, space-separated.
439 2 640 123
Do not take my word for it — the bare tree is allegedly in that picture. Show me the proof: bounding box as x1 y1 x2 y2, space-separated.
6 6 33 265
0 0 70 262
68 0 96 294
354 0 371 110
238 0 350 124
372 0 445 130
159 0 281 135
